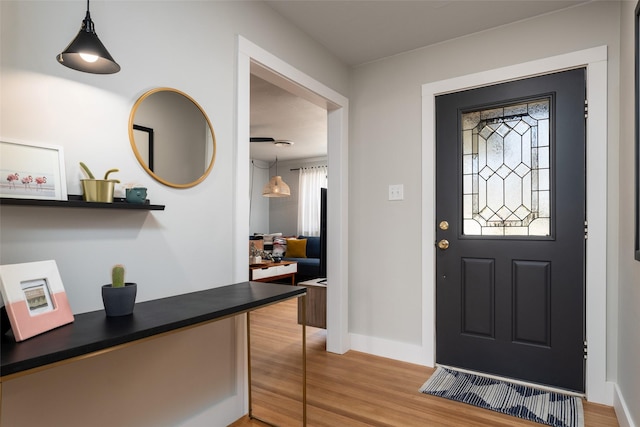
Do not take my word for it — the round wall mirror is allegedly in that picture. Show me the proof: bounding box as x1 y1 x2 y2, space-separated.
128 87 216 188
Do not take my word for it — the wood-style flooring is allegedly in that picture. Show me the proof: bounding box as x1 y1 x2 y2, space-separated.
230 297 618 427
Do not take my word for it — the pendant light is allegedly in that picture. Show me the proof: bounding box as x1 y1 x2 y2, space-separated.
262 157 291 198
56 0 120 74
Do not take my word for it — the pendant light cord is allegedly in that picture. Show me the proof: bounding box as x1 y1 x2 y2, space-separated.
82 0 94 33
251 159 278 170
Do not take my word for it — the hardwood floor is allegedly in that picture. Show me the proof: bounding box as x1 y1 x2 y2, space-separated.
230 298 618 427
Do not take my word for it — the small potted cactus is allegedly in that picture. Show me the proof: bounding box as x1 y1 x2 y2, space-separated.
101 264 137 316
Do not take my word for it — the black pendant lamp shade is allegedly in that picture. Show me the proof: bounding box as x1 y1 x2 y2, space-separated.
57 0 120 74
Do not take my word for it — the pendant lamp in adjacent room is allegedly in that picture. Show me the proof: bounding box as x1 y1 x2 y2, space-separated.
56 0 120 74
262 157 291 197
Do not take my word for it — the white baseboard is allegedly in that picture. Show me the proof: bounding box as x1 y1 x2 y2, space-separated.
188 395 246 427
614 383 636 427
349 333 431 366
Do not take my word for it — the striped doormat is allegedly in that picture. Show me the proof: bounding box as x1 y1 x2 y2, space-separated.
419 367 584 427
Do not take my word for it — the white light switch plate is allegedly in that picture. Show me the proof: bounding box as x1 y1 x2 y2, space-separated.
389 184 404 201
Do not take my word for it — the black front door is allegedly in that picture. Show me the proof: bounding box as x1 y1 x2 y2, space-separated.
435 68 586 392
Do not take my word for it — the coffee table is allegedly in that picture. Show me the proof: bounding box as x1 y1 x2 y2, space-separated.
249 260 297 285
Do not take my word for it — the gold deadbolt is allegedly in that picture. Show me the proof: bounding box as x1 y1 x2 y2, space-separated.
437 239 450 250
439 221 449 231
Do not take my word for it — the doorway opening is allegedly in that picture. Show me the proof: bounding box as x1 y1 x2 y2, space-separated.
236 36 351 357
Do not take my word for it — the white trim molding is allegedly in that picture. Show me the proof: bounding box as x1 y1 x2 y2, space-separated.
350 333 428 366
235 34 351 410
614 383 637 427
421 46 613 405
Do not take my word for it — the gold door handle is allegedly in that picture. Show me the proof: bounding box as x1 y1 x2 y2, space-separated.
437 239 450 250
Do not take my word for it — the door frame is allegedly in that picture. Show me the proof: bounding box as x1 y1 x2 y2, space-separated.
235 35 351 369
421 46 612 404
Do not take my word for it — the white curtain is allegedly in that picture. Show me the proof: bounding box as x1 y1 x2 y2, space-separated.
297 166 328 236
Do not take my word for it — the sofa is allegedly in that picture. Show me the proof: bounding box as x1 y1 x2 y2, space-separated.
251 233 323 282
281 235 322 282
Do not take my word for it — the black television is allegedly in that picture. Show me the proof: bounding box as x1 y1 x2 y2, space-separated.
319 187 327 278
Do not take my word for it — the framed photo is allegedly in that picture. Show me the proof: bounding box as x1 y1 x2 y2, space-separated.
636 1 640 261
0 260 74 341
0 140 68 201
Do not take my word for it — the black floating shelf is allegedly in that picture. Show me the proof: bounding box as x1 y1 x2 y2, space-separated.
0 195 165 210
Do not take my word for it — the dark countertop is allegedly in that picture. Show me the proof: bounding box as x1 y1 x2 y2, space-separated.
1 281 305 378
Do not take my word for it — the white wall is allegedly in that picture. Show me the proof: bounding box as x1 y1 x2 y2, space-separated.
348 0 623 397
268 157 328 236
616 2 640 425
249 159 270 234
249 157 328 237
0 1 348 426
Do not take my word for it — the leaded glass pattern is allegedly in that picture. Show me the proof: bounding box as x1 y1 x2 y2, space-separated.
462 99 551 236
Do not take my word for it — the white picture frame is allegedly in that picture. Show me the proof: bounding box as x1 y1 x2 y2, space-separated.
0 140 68 200
0 260 74 341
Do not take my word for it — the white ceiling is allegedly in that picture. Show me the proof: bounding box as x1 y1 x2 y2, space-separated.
250 74 328 162
250 0 590 162
264 0 589 67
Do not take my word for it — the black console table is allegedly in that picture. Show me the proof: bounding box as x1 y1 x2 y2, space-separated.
0 281 307 426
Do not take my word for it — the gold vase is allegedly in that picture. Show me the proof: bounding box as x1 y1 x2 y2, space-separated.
81 179 116 203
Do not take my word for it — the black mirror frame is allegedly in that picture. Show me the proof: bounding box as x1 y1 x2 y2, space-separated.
132 124 154 172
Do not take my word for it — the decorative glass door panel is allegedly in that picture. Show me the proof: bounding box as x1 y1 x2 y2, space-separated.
462 98 551 237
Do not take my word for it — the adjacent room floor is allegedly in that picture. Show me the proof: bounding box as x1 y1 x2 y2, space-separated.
230 296 618 427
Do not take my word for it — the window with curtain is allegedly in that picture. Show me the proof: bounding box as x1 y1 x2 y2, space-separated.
297 166 328 236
